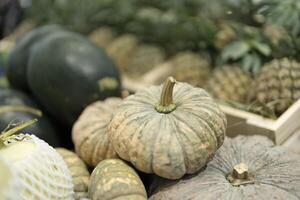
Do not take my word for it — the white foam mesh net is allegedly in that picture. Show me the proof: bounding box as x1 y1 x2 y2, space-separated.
0 157 21 200
9 134 74 200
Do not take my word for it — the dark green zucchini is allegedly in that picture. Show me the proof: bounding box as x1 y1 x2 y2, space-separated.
0 88 61 147
28 31 121 126
6 25 64 91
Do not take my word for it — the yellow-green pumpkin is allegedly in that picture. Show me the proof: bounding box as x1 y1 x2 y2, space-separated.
108 77 227 179
56 148 90 200
72 97 122 167
88 159 147 200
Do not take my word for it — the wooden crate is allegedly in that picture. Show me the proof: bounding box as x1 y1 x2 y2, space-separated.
122 62 300 145
282 128 300 154
220 101 300 144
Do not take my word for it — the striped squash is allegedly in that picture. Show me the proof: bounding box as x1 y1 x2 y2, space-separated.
108 77 226 179
56 148 90 200
89 159 147 200
72 97 122 167
150 135 300 200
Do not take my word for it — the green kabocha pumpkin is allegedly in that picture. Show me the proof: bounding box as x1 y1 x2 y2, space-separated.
56 148 90 200
149 135 300 200
27 31 121 126
0 88 60 147
89 159 147 200
6 25 63 91
0 120 74 199
72 98 122 167
0 157 21 200
108 77 227 179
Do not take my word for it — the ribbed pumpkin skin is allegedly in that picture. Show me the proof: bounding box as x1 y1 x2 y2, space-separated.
150 135 300 200
249 58 300 115
56 148 90 200
89 159 147 200
72 98 122 167
108 82 226 179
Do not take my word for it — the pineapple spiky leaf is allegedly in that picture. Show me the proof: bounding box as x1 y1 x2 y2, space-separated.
261 0 300 37
221 41 250 60
218 24 271 74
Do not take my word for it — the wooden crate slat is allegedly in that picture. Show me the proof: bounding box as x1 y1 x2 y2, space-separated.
121 63 300 144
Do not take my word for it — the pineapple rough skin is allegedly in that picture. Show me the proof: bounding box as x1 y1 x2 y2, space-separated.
171 51 211 87
205 65 252 103
249 58 300 116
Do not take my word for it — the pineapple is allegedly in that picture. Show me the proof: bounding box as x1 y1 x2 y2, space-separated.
170 51 211 87
219 24 271 74
126 6 217 54
88 27 115 48
205 65 252 103
123 44 166 78
106 34 139 71
26 0 139 34
248 58 300 116
263 25 299 59
214 23 236 49
261 0 300 37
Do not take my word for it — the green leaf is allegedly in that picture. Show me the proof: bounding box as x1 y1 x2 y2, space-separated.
251 53 262 74
221 41 250 61
242 54 254 72
241 53 262 74
250 41 271 56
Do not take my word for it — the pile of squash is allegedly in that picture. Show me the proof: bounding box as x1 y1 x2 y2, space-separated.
70 76 300 199
0 25 300 200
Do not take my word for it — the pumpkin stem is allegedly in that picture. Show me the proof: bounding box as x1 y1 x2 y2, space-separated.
232 163 248 179
0 119 38 146
155 77 177 113
227 163 254 187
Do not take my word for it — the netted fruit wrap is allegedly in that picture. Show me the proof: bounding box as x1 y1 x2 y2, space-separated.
0 134 74 200
0 156 21 200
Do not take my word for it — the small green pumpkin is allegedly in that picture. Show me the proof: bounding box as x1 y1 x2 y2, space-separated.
89 159 147 200
56 148 90 200
108 77 226 179
150 135 300 200
72 97 122 167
